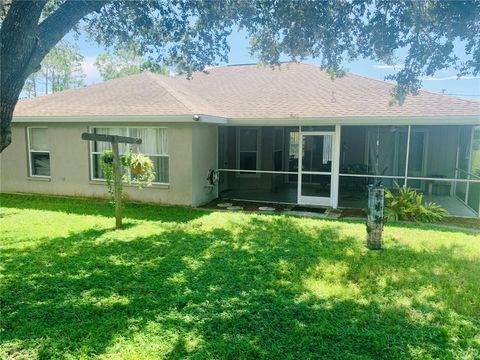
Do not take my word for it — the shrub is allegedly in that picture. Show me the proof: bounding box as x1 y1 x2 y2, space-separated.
384 185 448 223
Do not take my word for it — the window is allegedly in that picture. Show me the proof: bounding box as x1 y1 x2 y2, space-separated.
90 127 169 184
237 128 259 175
28 127 50 177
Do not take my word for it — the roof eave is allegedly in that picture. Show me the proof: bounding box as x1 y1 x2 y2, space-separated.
12 114 227 124
225 115 480 126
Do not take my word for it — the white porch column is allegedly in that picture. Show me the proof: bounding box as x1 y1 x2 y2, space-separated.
331 125 342 208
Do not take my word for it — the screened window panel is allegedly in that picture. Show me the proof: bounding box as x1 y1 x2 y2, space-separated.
457 126 472 173
338 176 404 208
367 127 408 177
274 128 283 150
408 131 426 176
455 181 467 202
219 171 298 203
467 182 480 214
341 126 407 176
471 127 480 177
340 126 369 175
29 128 49 151
409 126 458 179
273 151 283 171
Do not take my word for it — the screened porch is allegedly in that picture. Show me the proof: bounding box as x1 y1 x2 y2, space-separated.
217 124 480 217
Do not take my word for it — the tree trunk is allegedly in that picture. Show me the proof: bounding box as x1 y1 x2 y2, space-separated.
0 102 16 153
0 0 107 153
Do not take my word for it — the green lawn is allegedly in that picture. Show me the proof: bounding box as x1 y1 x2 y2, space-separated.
1 194 479 360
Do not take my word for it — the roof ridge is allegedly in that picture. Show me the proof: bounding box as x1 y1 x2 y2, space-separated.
146 73 201 114
147 72 224 115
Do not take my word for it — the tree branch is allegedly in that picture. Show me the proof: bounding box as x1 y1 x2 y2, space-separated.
31 0 109 73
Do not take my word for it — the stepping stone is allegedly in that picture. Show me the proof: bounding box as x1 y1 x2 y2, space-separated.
258 207 275 212
217 202 233 208
227 206 243 211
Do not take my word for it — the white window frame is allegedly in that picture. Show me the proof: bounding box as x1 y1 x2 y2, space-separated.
88 126 169 185
236 127 261 177
27 126 50 178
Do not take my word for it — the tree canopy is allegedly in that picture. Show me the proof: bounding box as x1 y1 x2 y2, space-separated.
1 0 479 152
95 44 169 81
23 39 85 97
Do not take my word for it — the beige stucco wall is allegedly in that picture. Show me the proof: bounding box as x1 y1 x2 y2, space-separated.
191 123 218 206
0 121 217 206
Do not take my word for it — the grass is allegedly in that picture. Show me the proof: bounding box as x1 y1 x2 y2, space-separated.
1 193 479 360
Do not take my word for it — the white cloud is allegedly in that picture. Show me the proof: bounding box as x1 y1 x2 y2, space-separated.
81 56 102 84
420 75 480 81
373 64 404 70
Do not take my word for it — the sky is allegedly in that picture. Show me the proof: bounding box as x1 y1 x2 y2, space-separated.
76 28 480 101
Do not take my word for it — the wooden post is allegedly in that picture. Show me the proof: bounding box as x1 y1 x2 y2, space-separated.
366 184 384 250
81 132 141 229
111 140 122 229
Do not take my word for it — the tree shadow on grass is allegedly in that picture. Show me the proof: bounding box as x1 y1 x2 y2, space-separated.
1 216 479 359
0 193 206 223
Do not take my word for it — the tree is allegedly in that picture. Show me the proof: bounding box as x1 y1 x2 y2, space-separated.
1 0 479 152
23 39 85 97
23 71 39 98
95 44 169 81
42 39 85 94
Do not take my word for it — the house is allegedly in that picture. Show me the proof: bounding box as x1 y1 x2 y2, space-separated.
1 63 479 217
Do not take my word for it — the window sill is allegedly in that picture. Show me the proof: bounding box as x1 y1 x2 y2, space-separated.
89 180 170 189
28 176 51 182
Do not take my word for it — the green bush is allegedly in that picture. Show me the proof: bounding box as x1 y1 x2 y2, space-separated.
384 185 448 223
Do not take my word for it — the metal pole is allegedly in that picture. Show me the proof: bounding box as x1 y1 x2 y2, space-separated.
111 140 122 229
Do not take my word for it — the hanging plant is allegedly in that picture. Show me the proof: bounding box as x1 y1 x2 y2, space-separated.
127 152 155 187
100 150 156 202
100 150 118 199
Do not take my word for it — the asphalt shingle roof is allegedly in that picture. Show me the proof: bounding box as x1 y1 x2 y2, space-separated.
14 62 480 119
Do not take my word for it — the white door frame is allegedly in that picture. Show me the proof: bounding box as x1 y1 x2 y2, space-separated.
298 130 337 206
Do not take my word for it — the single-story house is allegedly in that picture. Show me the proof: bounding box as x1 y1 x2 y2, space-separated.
1 63 479 217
